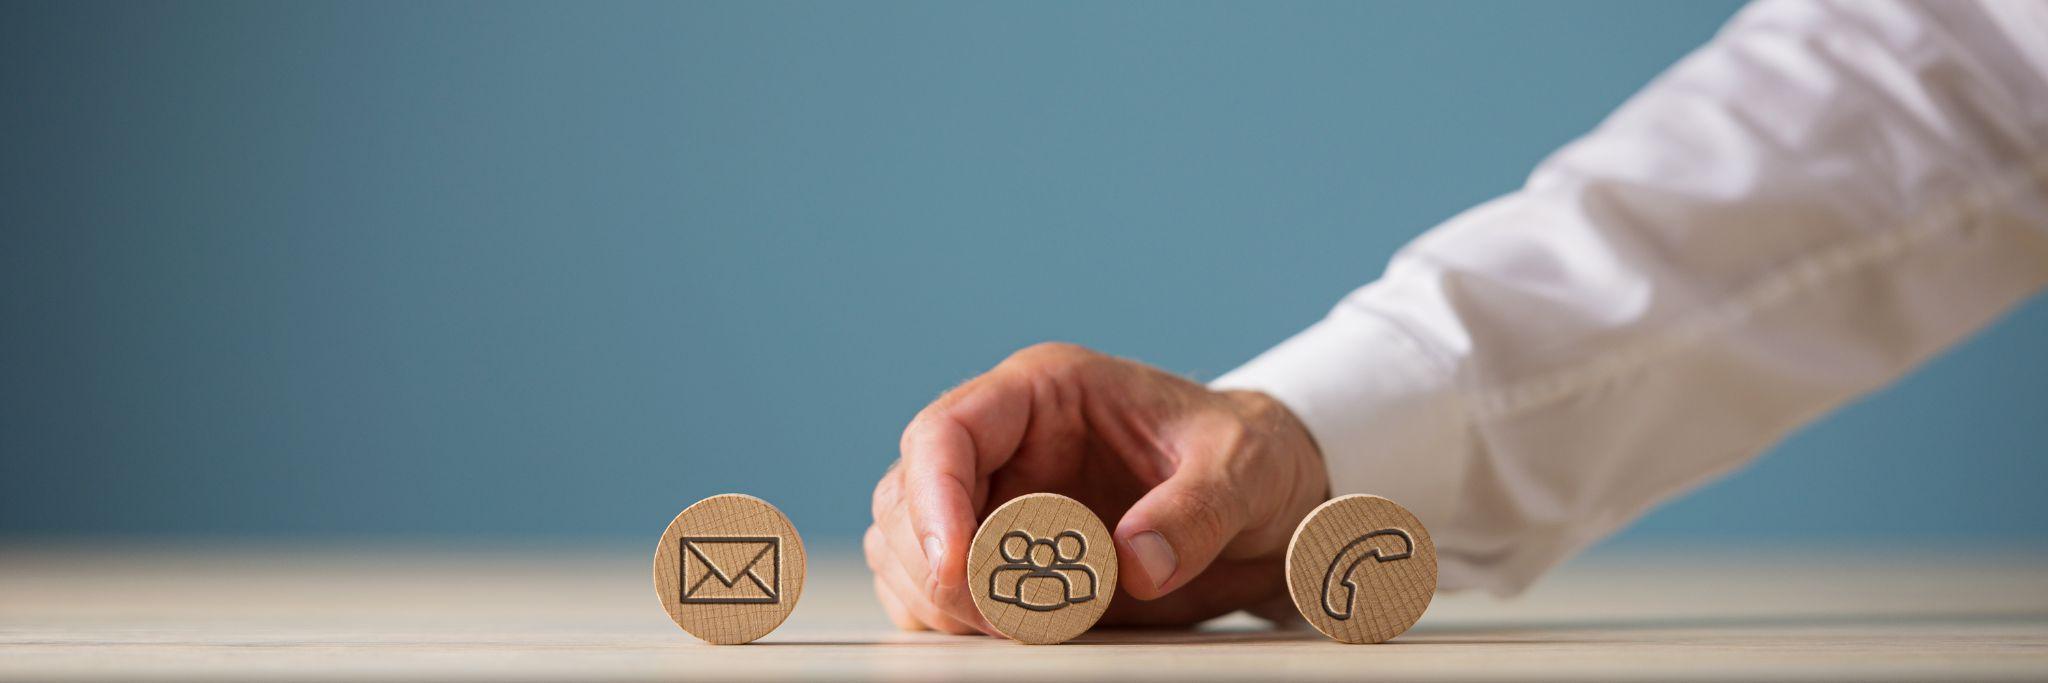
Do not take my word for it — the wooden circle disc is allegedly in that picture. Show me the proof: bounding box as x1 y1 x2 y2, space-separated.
652 494 806 645
967 493 1117 644
1284 494 1436 644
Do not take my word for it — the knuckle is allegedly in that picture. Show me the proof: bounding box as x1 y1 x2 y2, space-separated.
1003 342 1105 414
897 408 964 463
877 593 921 631
898 412 932 454
927 572 968 608
907 600 952 630
1208 412 1253 458
889 611 925 632
1174 485 1242 544
871 471 902 522
1005 341 1096 373
900 399 960 455
862 527 886 569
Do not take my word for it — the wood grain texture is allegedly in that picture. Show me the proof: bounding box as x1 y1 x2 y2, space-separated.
6 543 2048 681
967 493 1117 644
652 494 806 644
1285 494 1437 644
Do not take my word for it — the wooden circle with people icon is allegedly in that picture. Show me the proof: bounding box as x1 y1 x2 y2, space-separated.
967 493 1117 644
1285 494 1437 644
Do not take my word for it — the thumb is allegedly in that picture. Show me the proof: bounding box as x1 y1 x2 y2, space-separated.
1113 467 1251 600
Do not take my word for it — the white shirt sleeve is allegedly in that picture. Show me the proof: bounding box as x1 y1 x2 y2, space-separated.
1213 0 2048 596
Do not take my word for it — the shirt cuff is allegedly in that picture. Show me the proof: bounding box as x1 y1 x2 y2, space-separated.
1209 304 1471 542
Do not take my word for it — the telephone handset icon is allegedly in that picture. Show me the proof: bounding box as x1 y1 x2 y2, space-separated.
1319 528 1415 621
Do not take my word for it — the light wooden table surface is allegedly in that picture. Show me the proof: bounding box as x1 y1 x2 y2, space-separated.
3 541 2045 681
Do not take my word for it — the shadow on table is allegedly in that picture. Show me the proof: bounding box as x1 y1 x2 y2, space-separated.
1405 609 2048 642
752 610 2048 647
750 627 1324 647
1067 627 1321 646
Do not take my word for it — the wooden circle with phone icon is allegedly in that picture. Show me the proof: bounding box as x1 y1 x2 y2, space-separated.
653 494 806 645
967 493 1117 644
1285 494 1436 643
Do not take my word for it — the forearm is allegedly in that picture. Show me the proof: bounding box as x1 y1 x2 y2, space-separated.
1218 0 2048 595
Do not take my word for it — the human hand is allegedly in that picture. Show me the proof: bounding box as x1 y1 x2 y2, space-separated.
865 343 1327 634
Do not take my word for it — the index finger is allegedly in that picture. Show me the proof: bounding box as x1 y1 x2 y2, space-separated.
897 369 1033 627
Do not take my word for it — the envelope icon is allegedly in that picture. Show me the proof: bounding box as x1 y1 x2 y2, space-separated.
680 536 781 604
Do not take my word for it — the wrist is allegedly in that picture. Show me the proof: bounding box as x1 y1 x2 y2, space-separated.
1220 389 1331 525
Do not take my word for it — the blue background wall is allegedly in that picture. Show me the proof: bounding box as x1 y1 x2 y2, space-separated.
5 1 2044 544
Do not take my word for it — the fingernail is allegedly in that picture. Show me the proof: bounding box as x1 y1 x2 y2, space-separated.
1129 530 1178 591
922 536 946 579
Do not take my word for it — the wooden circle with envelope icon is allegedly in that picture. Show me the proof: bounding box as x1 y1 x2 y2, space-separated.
967 493 1117 644
653 493 806 644
1285 494 1436 644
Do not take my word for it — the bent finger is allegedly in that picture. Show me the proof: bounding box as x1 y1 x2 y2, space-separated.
882 495 996 635
897 373 1032 631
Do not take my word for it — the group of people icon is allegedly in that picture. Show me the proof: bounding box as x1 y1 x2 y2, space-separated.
987 529 1098 612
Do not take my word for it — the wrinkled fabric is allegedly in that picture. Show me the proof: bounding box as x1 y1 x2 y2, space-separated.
1213 0 2048 596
